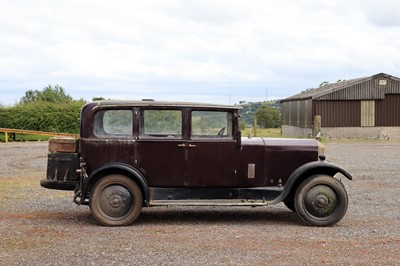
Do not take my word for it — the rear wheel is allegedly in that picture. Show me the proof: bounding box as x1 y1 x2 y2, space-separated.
90 174 142 226
295 175 348 226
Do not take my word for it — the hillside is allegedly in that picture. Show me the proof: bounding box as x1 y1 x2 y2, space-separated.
238 100 282 126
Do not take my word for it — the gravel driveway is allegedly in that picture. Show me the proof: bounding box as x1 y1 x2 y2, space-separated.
0 140 399 265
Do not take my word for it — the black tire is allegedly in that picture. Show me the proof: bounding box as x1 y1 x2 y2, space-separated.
283 199 296 212
294 175 348 227
90 174 143 226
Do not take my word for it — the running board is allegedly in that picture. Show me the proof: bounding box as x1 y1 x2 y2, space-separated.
149 199 269 206
148 187 283 205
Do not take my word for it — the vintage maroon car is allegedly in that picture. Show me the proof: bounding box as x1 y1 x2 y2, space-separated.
41 100 352 226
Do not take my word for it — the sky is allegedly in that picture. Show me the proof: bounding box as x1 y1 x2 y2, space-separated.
1 0 400 106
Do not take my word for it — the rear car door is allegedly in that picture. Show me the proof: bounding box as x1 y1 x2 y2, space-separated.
135 109 186 187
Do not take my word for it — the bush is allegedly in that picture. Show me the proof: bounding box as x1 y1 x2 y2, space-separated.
0 100 85 134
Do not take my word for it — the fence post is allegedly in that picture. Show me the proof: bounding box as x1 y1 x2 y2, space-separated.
313 115 321 137
253 116 257 137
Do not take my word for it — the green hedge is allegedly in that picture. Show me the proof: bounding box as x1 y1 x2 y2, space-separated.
0 101 85 134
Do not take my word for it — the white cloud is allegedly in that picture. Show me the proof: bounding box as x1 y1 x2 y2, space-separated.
1 0 400 105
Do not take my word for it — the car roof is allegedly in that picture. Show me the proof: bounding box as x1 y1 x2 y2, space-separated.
89 100 241 110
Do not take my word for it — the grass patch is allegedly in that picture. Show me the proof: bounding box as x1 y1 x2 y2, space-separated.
241 128 282 138
0 178 38 203
0 133 50 142
0 177 63 200
0 177 38 191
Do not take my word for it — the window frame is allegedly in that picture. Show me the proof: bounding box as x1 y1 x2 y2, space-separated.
190 110 234 139
93 109 134 138
139 108 184 139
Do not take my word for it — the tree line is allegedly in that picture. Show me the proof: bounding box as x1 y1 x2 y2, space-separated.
0 86 282 134
239 101 281 129
0 85 85 134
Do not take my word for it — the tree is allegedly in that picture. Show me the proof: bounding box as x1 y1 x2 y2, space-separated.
255 105 281 128
239 120 246 130
0 86 86 133
92 97 106 101
19 85 73 104
239 100 282 127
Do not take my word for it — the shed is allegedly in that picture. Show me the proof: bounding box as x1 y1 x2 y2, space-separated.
281 73 400 139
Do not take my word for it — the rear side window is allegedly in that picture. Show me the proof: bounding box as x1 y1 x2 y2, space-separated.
141 109 182 138
191 111 232 138
94 110 133 137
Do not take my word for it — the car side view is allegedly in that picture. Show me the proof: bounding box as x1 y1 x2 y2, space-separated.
41 100 352 226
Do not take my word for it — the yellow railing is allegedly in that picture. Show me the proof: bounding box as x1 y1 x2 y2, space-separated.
0 128 78 143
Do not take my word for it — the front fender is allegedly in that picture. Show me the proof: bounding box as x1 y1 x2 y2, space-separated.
270 160 353 204
87 163 150 206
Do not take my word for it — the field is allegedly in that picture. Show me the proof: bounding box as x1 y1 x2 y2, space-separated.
241 127 281 138
0 140 399 265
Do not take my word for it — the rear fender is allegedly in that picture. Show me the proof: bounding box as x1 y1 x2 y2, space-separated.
85 163 150 206
270 160 352 204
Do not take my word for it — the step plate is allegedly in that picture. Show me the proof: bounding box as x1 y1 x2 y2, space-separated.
149 199 269 206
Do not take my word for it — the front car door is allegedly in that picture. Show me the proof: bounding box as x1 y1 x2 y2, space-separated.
187 110 238 187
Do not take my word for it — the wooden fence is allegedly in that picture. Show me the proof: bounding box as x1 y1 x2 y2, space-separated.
0 128 78 143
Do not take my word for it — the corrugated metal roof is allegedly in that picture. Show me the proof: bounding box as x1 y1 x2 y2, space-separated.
282 73 400 102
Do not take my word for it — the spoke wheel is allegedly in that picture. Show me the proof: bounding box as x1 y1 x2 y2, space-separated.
295 175 348 226
90 174 142 226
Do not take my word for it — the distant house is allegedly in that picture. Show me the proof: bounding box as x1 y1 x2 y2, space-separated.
281 73 400 139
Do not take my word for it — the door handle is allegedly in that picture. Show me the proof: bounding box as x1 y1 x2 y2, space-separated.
178 143 196 148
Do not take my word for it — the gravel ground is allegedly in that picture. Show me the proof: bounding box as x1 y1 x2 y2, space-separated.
0 140 399 265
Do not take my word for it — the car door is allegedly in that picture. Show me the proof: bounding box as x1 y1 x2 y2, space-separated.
135 108 186 187
187 110 238 187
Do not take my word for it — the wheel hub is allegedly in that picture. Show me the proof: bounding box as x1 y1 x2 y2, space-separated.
109 194 124 208
99 185 133 218
315 194 329 208
304 185 337 218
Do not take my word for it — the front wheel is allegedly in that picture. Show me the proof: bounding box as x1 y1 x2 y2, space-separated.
283 199 296 212
295 175 348 226
90 174 143 226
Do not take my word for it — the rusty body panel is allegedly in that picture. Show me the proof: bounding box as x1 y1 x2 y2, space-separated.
48 137 79 153
41 100 352 227
264 138 319 186
80 138 136 175
135 138 186 187
187 139 238 187
45 100 322 192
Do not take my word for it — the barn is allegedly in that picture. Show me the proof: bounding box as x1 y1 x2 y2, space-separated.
281 73 400 139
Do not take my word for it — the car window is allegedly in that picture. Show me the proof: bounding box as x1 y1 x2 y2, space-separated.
191 111 232 138
94 110 133 137
141 109 182 138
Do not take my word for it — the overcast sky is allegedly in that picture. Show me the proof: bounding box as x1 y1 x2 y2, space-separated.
1 0 399 106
